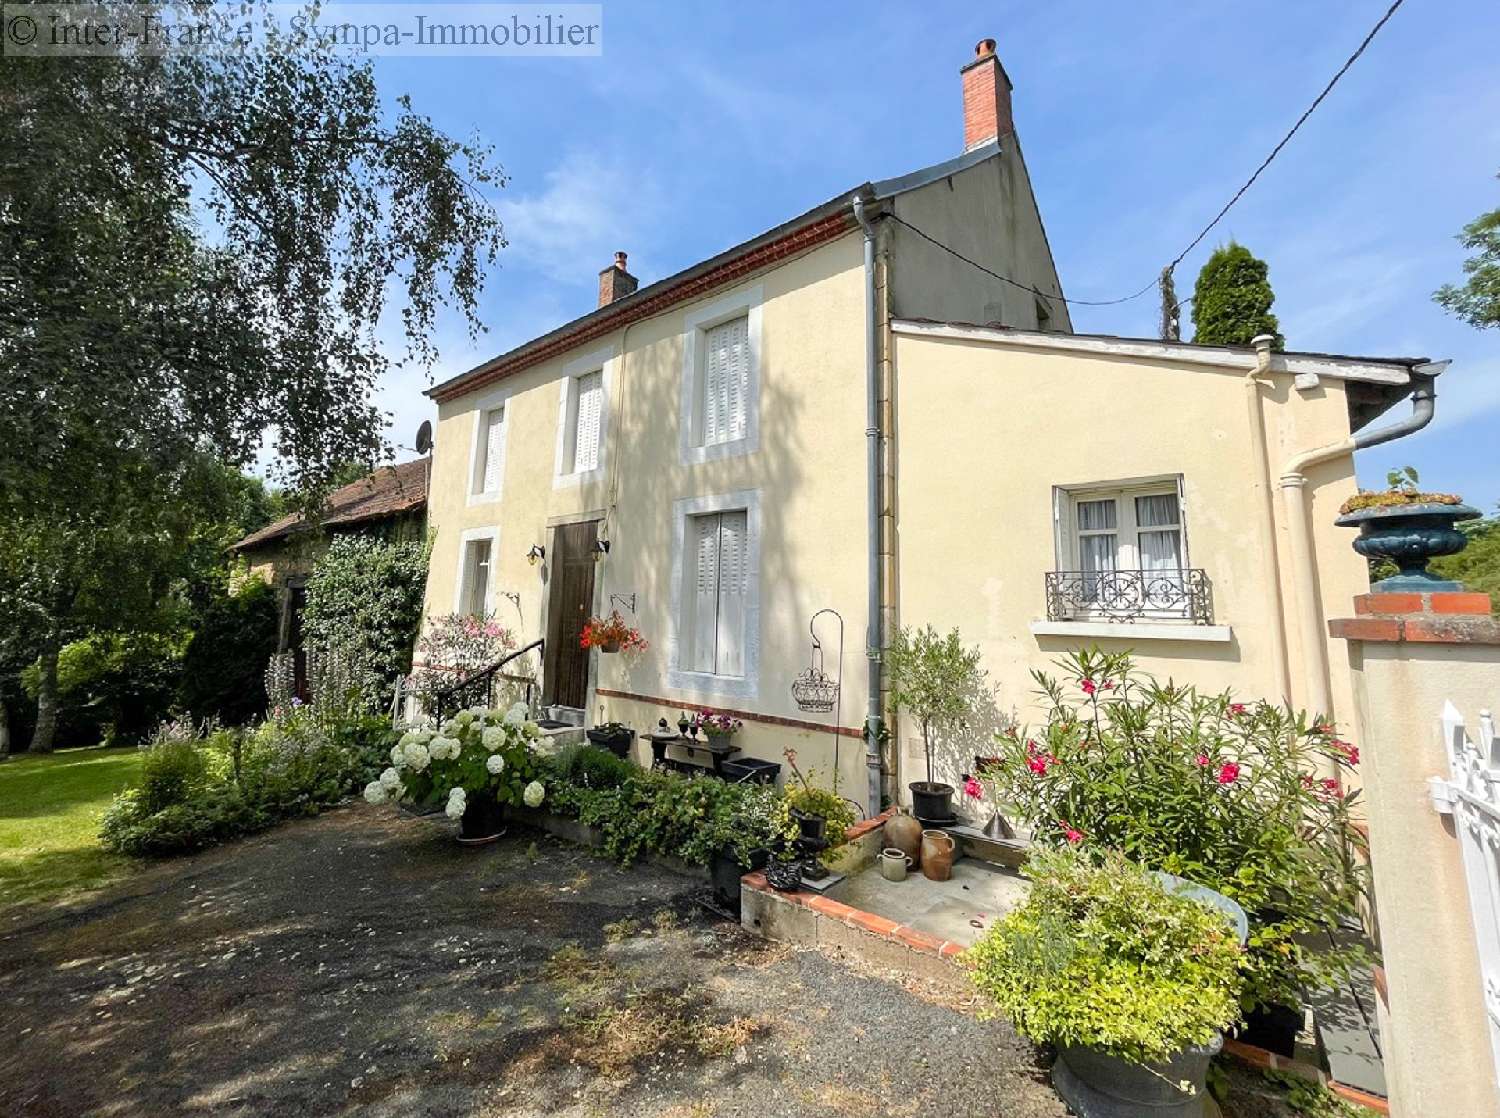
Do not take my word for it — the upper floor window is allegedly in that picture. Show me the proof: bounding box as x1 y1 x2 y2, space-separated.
554 346 614 489
468 402 507 504
680 286 761 465
569 371 603 473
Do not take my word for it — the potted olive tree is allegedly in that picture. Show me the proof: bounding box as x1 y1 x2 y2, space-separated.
886 625 986 823
966 849 1245 1116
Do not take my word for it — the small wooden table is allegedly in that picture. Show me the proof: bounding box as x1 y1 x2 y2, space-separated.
644 733 740 777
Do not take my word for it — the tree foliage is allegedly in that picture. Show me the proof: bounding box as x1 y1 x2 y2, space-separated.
1435 175 1500 330
301 536 430 711
1191 241 1284 349
179 578 281 727
1432 514 1500 600
0 17 501 748
886 625 987 784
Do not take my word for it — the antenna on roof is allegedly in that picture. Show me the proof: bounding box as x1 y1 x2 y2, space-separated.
414 420 434 455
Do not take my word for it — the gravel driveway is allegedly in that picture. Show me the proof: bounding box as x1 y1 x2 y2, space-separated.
0 803 1072 1118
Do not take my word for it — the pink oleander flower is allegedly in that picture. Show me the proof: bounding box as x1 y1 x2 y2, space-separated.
1195 753 1211 768
962 776 983 799
1027 756 1049 776
1058 820 1084 844
1100 680 1115 692
1319 777 1341 800
1334 740 1360 766
1312 721 1334 736
1217 762 1241 785
1080 679 1097 696
1229 703 1247 716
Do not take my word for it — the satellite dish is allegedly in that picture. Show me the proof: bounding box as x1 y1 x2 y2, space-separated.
414 420 434 455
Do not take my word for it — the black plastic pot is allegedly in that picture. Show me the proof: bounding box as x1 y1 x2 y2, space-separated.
765 860 803 892
909 781 955 821
1238 1001 1303 1059
457 795 506 844
585 725 635 759
721 757 781 785
1054 1035 1221 1117
790 808 827 843
709 846 770 912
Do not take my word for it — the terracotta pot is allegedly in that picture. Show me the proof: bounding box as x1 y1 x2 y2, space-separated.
884 812 923 868
920 829 955 881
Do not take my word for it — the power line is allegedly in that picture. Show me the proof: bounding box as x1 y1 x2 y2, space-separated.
889 0 1406 310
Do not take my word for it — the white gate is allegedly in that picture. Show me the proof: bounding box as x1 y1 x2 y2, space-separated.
1429 701 1500 1079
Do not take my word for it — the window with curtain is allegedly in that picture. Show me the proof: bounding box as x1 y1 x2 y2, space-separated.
682 509 749 677
1064 483 1188 615
697 315 749 448
460 537 492 616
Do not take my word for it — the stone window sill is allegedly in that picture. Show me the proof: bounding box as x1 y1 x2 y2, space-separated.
1029 620 1233 643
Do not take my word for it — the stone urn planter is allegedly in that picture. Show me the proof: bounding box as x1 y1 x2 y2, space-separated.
1053 1035 1223 1118
1336 500 1480 591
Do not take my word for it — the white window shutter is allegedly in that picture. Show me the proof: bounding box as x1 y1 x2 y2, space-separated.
714 511 748 677
689 515 720 673
703 316 749 446
572 372 602 474
482 408 505 493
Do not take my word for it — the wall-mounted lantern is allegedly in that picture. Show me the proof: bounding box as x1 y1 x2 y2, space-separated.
527 544 545 566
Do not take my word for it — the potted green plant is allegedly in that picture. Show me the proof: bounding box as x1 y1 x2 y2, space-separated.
585 721 636 759
579 611 648 655
1336 467 1479 591
976 647 1369 1047
367 702 547 844
699 781 782 912
886 624 987 822
965 849 1245 1116
777 748 855 858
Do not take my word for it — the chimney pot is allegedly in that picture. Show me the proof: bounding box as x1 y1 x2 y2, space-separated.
960 36 1014 152
598 250 638 307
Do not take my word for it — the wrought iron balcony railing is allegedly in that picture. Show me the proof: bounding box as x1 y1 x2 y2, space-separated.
1044 568 1214 625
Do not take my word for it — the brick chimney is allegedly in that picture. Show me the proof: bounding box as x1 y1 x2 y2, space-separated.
597 251 637 307
960 38 1014 151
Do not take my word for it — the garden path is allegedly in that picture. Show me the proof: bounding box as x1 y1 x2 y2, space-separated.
0 803 1075 1117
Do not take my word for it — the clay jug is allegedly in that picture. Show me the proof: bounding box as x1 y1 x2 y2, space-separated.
920 829 955 881
884 812 923 868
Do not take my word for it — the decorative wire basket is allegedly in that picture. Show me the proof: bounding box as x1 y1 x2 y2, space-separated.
791 667 838 713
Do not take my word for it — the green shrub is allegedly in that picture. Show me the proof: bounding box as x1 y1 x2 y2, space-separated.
100 784 270 856
23 633 183 745
301 535 429 711
977 647 1367 1013
965 849 1244 1065
549 743 636 790
179 577 279 725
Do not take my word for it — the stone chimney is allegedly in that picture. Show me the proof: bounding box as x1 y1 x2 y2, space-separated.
597 251 637 307
960 38 1014 151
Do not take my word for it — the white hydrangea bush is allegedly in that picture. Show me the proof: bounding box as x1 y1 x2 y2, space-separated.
362 706 546 820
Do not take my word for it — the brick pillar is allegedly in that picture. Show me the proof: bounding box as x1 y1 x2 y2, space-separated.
1328 589 1500 1118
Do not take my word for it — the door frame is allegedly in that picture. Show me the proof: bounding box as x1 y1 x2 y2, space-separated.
541 515 603 711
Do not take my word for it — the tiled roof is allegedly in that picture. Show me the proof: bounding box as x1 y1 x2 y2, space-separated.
231 458 429 552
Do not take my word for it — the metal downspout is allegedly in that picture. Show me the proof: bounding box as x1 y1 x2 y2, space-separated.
853 195 884 816
1247 336 1293 704
1277 358 1444 722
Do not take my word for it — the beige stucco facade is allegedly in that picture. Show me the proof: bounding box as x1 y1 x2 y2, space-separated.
419 147 1422 813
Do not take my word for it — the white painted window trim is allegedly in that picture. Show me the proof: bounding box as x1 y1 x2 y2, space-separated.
453 526 500 616
678 284 762 466
465 385 513 507
1029 620 1233 643
552 344 617 490
667 489 761 699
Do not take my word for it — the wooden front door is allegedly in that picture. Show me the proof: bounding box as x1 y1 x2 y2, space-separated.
544 520 598 709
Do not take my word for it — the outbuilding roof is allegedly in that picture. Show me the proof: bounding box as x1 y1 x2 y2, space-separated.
231 458 429 552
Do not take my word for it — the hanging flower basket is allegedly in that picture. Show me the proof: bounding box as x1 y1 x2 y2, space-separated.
580 611 647 654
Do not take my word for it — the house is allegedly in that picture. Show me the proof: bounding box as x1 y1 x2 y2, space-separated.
416 39 1441 814
232 458 430 659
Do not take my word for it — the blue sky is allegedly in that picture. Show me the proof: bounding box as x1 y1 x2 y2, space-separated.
364 1 1500 508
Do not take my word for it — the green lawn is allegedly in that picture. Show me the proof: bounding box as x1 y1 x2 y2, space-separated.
0 746 142 908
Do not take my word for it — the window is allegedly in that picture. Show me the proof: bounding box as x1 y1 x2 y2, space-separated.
458 534 493 616
680 287 761 465
683 510 748 677
669 490 761 697
553 346 614 487
1049 480 1204 621
470 403 506 501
